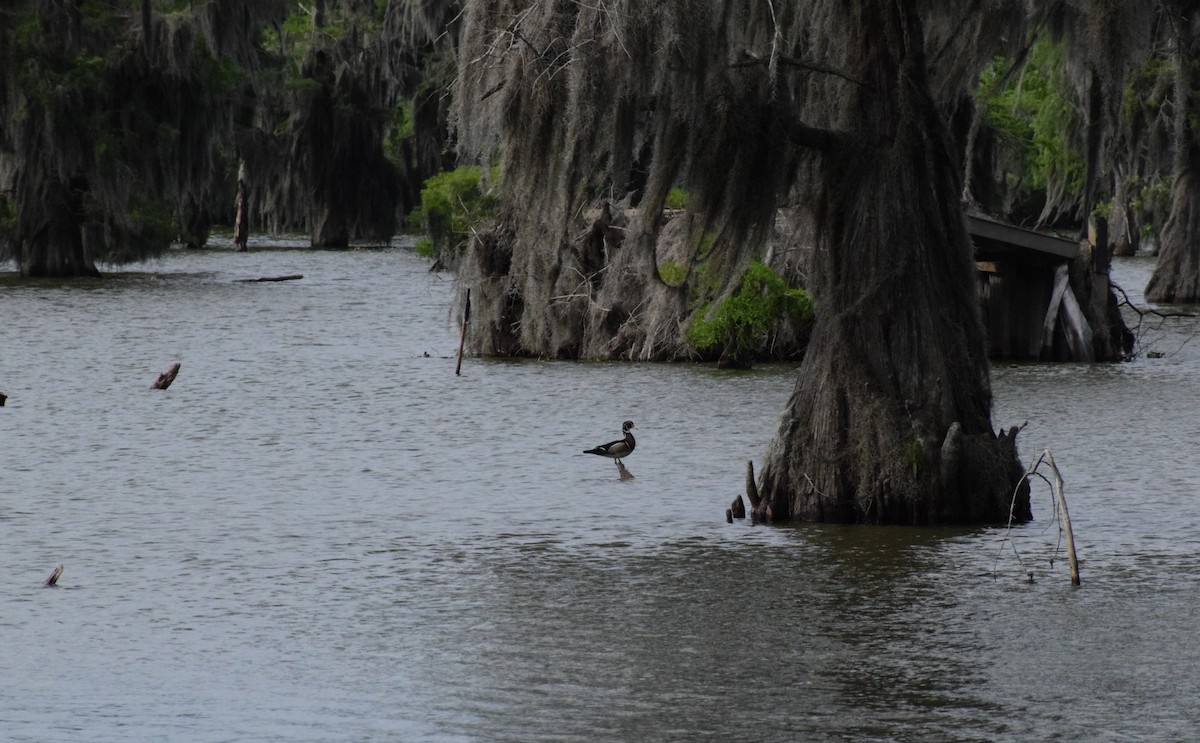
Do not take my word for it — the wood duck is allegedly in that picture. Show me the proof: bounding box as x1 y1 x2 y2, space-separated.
584 421 636 464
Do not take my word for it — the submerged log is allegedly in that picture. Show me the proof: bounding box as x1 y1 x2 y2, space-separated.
616 461 634 480
152 362 181 390
235 275 303 283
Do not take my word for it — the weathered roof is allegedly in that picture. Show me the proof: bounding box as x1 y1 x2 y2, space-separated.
968 214 1078 261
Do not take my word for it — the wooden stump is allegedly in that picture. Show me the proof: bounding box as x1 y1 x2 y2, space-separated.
152 362 181 390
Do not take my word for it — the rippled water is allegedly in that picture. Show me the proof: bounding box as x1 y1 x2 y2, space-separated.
3 244 1199 741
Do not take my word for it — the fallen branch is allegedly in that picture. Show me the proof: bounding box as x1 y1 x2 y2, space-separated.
152 362 181 390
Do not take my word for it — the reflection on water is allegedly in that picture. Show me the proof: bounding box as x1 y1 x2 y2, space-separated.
3 248 1199 740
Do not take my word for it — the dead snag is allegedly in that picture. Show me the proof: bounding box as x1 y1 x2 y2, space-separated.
152 362 181 390
730 494 746 519
44 565 63 587
233 160 249 252
456 288 471 376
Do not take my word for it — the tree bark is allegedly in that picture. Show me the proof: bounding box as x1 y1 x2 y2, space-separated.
20 178 99 278
753 1 1029 524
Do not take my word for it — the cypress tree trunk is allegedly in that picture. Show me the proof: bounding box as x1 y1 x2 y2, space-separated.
1145 7 1200 303
20 178 100 278
753 1 1029 524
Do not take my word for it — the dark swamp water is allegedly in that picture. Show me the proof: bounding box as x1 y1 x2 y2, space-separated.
3 241 1199 741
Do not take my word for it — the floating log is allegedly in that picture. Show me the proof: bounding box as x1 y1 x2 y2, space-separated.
152 362 181 390
235 274 303 283
44 564 63 587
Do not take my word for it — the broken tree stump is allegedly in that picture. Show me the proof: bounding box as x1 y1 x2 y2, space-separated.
0 391 7 406
152 362 181 390
730 494 746 519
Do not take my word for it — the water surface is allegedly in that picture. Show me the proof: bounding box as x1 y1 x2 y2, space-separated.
2 245 1198 741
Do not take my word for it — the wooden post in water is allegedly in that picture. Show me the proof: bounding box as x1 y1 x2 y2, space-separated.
44 564 63 587
233 161 249 252
455 289 471 376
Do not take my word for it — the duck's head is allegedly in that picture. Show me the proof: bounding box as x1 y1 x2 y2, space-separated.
622 420 636 433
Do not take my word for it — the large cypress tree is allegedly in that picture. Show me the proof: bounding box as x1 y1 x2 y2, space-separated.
454 0 1038 523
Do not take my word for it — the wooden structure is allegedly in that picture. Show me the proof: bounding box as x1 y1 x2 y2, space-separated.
970 214 1098 361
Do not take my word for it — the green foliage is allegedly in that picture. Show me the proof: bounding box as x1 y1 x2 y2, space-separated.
384 99 414 165
665 187 690 210
197 43 244 95
687 261 814 363
127 197 177 246
0 196 17 237
415 237 435 258
410 166 499 258
977 38 1084 218
657 259 687 286
904 439 924 478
